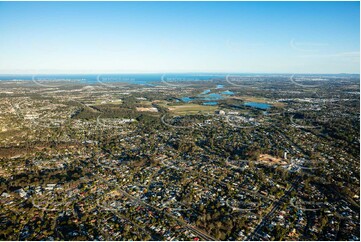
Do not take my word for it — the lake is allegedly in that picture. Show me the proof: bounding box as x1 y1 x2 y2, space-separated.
244 102 271 110
203 93 223 100
180 97 193 103
181 90 232 103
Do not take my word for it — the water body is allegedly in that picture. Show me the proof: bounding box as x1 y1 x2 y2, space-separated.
181 91 227 103
244 102 271 110
1 73 357 83
180 97 193 103
203 102 218 106
203 93 223 101
0 74 217 86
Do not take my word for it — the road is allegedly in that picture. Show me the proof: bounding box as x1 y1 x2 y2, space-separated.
245 179 298 241
96 175 216 241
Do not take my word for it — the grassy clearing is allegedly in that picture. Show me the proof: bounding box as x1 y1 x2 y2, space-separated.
167 104 217 115
232 96 285 108
154 100 218 115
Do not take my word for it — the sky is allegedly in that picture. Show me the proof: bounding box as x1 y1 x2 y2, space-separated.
0 1 359 74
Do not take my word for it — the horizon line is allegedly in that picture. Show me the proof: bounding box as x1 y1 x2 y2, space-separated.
0 72 359 76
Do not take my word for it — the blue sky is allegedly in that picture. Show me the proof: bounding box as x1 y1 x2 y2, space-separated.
0 1 359 74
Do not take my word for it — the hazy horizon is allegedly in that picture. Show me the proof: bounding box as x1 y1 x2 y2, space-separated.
0 72 359 76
